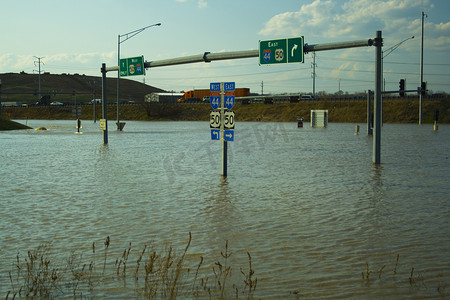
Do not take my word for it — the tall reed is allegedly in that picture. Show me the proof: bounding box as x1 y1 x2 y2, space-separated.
5 234 258 299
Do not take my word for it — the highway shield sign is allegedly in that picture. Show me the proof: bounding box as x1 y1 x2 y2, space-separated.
224 111 235 129
210 111 221 128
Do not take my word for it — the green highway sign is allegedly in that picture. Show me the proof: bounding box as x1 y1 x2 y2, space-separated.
120 56 145 77
259 36 304 65
287 37 304 63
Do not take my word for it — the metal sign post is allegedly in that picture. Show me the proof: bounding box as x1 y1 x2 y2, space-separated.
101 63 108 144
210 82 235 177
373 31 383 164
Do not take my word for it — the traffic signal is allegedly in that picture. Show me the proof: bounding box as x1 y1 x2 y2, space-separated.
421 82 427 96
399 79 405 97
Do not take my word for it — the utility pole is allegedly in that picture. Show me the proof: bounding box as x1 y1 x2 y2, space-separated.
261 80 264 95
311 52 317 98
33 56 44 101
419 11 427 124
382 35 414 126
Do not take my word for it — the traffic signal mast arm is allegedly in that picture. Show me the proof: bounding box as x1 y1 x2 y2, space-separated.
104 38 374 72
381 79 426 96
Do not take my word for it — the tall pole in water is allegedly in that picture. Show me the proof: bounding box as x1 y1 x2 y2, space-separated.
220 83 227 177
419 11 426 124
373 31 383 164
101 63 108 144
311 52 316 98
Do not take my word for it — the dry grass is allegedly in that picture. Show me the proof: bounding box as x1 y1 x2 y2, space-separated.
5 233 258 299
360 253 445 295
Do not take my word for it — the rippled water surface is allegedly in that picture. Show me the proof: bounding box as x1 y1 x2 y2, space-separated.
1 120 449 298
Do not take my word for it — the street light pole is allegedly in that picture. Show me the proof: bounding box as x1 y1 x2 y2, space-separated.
117 23 161 130
419 11 427 125
381 35 414 124
382 35 414 90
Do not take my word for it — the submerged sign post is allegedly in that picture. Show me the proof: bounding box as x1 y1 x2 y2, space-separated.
210 81 235 176
259 36 304 65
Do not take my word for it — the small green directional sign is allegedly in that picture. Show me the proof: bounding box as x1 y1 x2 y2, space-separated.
259 36 304 65
287 37 304 63
120 56 145 77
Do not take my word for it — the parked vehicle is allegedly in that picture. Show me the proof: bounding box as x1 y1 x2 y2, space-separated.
145 92 184 103
177 88 250 103
50 101 64 106
300 95 314 100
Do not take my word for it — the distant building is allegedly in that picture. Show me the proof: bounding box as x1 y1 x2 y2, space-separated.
145 92 183 103
1 102 23 107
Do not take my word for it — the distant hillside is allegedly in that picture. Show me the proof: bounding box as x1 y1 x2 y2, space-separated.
4 98 449 124
0 118 32 130
0 72 165 105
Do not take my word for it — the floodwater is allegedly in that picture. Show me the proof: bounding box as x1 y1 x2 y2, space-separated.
1 120 449 299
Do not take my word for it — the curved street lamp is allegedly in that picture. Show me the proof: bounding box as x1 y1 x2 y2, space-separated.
117 23 161 130
380 35 414 126
383 35 414 59
382 35 414 91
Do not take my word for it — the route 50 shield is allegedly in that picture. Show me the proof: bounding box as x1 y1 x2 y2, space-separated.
210 111 220 128
224 111 235 129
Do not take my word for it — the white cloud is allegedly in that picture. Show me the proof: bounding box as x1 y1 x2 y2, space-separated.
434 22 450 31
198 0 207 8
259 0 431 39
0 52 117 75
174 0 207 8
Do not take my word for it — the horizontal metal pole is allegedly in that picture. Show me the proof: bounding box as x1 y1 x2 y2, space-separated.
106 66 119 72
382 89 418 94
145 50 259 68
103 37 374 72
304 39 373 53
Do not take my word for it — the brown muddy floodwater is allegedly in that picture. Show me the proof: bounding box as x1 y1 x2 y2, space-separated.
1 120 449 298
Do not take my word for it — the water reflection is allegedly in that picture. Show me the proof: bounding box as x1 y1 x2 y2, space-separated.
200 177 238 250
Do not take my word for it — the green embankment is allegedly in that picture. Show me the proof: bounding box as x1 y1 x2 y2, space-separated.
2 98 449 124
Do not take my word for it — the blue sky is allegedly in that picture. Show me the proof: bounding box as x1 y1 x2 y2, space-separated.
1 0 449 95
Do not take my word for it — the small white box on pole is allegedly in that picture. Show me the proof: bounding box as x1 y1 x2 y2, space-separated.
311 110 328 127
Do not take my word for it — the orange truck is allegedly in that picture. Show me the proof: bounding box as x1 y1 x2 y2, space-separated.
177 88 250 103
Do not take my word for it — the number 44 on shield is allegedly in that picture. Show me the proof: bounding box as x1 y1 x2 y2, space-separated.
224 95 235 110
